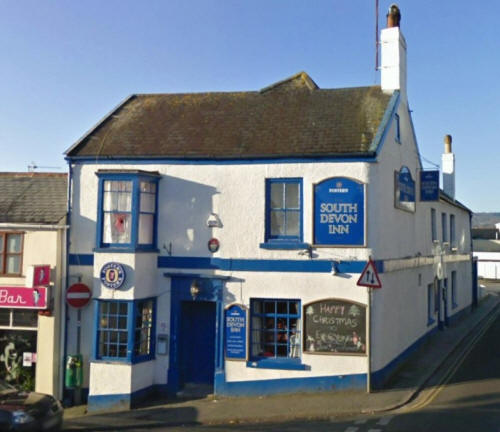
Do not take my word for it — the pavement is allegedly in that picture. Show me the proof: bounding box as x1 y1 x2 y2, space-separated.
62 293 500 431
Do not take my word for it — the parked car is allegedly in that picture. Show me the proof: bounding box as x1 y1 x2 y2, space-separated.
0 380 63 431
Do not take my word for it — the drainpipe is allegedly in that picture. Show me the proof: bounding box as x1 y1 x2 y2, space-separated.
62 161 73 404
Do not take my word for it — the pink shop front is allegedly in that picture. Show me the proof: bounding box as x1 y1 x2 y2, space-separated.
0 284 49 389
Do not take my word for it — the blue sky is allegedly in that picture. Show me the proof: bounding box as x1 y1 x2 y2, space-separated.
1 1 498 211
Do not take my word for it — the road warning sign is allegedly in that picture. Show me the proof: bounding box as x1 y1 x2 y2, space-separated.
357 259 382 289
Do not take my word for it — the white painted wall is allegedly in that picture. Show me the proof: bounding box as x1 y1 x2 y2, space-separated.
475 251 500 279
68 102 473 394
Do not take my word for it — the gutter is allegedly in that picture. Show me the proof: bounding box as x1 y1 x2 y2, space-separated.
0 223 69 230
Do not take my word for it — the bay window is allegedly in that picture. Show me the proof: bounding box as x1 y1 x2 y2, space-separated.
95 298 155 363
96 171 160 251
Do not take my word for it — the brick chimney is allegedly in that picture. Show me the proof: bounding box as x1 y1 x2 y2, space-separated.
442 134 455 199
381 4 407 98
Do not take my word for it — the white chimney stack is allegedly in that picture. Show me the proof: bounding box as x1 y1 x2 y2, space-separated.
381 4 407 99
442 134 455 199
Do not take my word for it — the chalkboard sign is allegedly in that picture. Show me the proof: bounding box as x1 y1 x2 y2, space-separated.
304 299 366 355
225 304 247 360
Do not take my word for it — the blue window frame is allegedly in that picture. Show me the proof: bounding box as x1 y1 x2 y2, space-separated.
395 113 401 143
250 298 301 361
450 214 456 248
431 208 437 242
442 212 448 243
427 283 435 326
94 298 156 363
263 178 303 247
451 271 458 308
96 171 160 251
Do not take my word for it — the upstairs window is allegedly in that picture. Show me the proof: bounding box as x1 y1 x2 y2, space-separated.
395 113 401 143
442 212 448 243
265 179 302 244
96 172 160 251
0 233 23 275
431 209 437 242
450 214 456 248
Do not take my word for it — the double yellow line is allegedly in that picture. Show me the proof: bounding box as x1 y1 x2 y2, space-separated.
401 306 500 412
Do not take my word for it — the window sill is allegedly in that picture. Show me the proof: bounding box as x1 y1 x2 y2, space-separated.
246 359 309 371
259 242 310 251
94 247 160 254
91 355 155 365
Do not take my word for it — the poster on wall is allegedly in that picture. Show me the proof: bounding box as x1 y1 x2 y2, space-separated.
225 304 247 360
0 331 37 390
313 177 365 246
394 167 416 212
303 299 367 355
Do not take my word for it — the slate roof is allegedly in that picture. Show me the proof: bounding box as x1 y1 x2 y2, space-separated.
66 72 392 160
0 173 68 224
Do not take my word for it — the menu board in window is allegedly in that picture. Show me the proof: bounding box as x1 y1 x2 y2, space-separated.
304 299 366 355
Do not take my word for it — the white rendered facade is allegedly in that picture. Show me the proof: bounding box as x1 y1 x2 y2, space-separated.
65 16 475 412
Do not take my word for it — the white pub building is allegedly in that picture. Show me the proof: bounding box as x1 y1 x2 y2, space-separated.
64 5 475 412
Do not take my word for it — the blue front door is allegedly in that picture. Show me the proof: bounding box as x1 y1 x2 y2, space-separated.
180 301 216 386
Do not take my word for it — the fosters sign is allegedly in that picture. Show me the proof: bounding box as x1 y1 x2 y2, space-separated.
314 177 365 246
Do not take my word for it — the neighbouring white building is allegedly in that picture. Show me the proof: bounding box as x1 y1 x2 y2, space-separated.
0 172 68 399
64 5 475 413
472 225 500 280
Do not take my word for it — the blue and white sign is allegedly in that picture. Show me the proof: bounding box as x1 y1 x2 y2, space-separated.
420 170 440 201
395 167 415 212
314 177 365 246
100 262 126 290
225 304 247 360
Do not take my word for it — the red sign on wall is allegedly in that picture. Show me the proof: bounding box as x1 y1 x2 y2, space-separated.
0 286 48 309
33 265 51 286
66 283 92 309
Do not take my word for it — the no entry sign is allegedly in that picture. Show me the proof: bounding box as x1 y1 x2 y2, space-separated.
66 283 92 308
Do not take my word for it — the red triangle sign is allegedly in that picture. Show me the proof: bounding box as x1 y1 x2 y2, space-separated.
357 259 382 288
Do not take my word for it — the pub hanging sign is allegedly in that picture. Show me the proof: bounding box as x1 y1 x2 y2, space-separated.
313 177 365 246
420 170 440 202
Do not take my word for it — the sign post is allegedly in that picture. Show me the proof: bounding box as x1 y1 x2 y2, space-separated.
357 258 382 393
66 282 91 405
366 287 372 393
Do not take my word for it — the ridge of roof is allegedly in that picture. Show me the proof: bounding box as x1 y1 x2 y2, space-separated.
259 71 319 93
0 172 67 177
65 76 391 160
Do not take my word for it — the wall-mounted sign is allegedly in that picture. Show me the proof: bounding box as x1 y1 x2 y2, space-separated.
208 238 220 253
420 170 440 201
0 286 48 309
357 259 382 289
304 299 367 355
33 265 51 286
225 304 247 360
395 167 415 212
314 177 365 246
66 283 92 308
100 262 126 290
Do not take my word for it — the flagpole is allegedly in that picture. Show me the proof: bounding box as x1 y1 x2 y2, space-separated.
375 0 379 71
